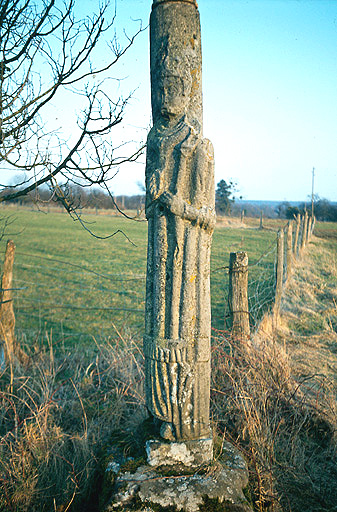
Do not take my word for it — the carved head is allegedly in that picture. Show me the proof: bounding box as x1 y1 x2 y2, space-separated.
150 1 202 127
154 48 193 119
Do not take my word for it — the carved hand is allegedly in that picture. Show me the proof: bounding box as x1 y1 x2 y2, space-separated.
159 191 184 217
158 191 215 230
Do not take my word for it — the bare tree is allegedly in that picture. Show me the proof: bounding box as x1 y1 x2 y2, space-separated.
0 0 144 220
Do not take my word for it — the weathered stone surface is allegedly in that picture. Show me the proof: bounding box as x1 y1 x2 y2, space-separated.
105 442 251 512
144 0 215 449
146 438 213 467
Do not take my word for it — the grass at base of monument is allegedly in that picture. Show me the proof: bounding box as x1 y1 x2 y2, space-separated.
0 206 279 347
0 330 147 512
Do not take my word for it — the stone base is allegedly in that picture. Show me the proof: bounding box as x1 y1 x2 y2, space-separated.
146 438 213 467
104 441 252 512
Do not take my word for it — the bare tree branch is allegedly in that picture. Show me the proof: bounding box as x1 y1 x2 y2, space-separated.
0 0 145 215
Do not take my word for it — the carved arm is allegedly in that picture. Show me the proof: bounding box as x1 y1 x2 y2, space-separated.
159 191 216 231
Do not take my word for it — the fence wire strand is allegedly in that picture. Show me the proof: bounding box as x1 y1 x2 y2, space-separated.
248 244 277 327
4 219 306 342
10 251 147 342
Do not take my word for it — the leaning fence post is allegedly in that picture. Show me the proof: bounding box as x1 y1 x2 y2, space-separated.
300 212 308 254
274 229 284 320
293 214 301 258
286 220 293 279
229 251 250 340
0 240 16 365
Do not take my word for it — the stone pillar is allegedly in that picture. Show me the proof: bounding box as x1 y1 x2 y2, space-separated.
259 210 263 229
144 0 215 465
103 4 253 510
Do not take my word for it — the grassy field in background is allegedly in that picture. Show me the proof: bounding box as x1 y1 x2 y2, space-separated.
0 206 289 345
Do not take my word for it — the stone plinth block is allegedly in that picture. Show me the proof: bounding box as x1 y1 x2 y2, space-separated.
146 438 213 467
104 441 252 512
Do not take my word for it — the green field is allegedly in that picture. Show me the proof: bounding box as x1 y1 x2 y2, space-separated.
0 206 280 345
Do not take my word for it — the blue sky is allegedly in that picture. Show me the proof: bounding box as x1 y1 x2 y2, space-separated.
106 0 337 202
6 0 335 202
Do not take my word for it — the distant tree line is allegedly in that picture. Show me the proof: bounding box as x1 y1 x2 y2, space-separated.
2 179 336 222
214 179 337 222
0 184 145 211
275 199 337 222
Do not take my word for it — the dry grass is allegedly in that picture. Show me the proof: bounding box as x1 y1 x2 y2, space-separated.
210 234 337 511
0 333 145 512
279 236 337 386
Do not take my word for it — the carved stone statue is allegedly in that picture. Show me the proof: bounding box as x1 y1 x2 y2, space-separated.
104 4 252 508
144 0 215 455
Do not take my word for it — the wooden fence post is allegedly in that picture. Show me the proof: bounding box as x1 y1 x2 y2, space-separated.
300 212 308 254
307 216 313 242
283 226 288 282
229 251 250 340
274 229 284 320
0 240 16 365
306 216 310 242
293 214 301 258
312 216 316 235
259 211 263 230
286 220 293 279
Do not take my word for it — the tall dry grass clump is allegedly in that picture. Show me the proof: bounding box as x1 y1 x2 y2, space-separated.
0 333 145 512
211 328 337 512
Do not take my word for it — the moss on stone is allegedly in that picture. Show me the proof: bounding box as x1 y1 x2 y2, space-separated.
112 495 178 512
144 501 178 512
119 456 146 473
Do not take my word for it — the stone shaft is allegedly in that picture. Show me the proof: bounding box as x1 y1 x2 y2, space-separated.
144 0 215 446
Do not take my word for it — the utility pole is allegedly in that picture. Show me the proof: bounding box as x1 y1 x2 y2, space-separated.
311 167 315 217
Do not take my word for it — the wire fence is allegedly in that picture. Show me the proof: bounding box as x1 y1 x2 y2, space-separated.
0 213 315 345
248 243 278 328
224 213 315 336
12 253 146 344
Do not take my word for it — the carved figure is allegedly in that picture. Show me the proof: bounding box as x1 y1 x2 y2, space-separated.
144 0 215 443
